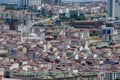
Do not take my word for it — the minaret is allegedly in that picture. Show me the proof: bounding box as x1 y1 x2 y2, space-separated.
21 36 24 43
84 41 89 51
80 46 83 51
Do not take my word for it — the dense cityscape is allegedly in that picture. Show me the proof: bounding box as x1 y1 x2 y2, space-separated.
0 0 119 80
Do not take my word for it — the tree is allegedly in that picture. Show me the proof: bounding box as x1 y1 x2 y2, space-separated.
77 15 86 20
70 14 77 19
115 78 120 80
0 54 7 57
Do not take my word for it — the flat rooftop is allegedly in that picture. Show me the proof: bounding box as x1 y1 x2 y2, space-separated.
2 78 21 80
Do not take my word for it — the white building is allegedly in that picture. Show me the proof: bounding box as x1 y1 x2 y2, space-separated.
19 0 59 7
28 0 42 6
19 0 42 7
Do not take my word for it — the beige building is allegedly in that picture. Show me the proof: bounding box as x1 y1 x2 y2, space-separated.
0 10 37 20
2 78 21 80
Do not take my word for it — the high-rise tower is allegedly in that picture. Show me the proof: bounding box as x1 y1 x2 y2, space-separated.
28 0 42 6
54 0 61 6
42 0 55 5
108 0 120 19
20 0 29 7
20 0 42 7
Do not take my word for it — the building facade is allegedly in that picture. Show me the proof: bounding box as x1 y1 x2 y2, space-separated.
54 0 61 5
101 26 120 42
20 0 29 7
28 0 42 6
42 0 55 5
19 0 60 7
20 0 42 7
105 72 120 80
108 0 120 19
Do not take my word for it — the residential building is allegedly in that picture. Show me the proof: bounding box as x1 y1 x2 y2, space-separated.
54 0 62 6
28 0 42 6
105 72 120 80
0 10 38 30
101 26 120 42
20 0 29 7
42 0 55 5
20 0 42 7
19 0 60 7
71 20 104 29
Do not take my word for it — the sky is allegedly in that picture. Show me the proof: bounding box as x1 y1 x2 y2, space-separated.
62 0 106 2
0 0 106 3
0 0 18 3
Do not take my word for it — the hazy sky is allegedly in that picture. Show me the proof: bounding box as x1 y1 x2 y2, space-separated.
66 0 107 1
0 0 105 3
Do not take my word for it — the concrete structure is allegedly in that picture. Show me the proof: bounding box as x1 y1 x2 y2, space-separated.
54 0 62 6
20 0 29 7
101 26 120 42
105 72 120 80
0 10 37 30
28 0 42 6
2 78 21 80
71 21 104 29
20 0 43 7
19 0 60 7
0 68 4 80
0 10 37 20
108 0 120 19
42 0 55 5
